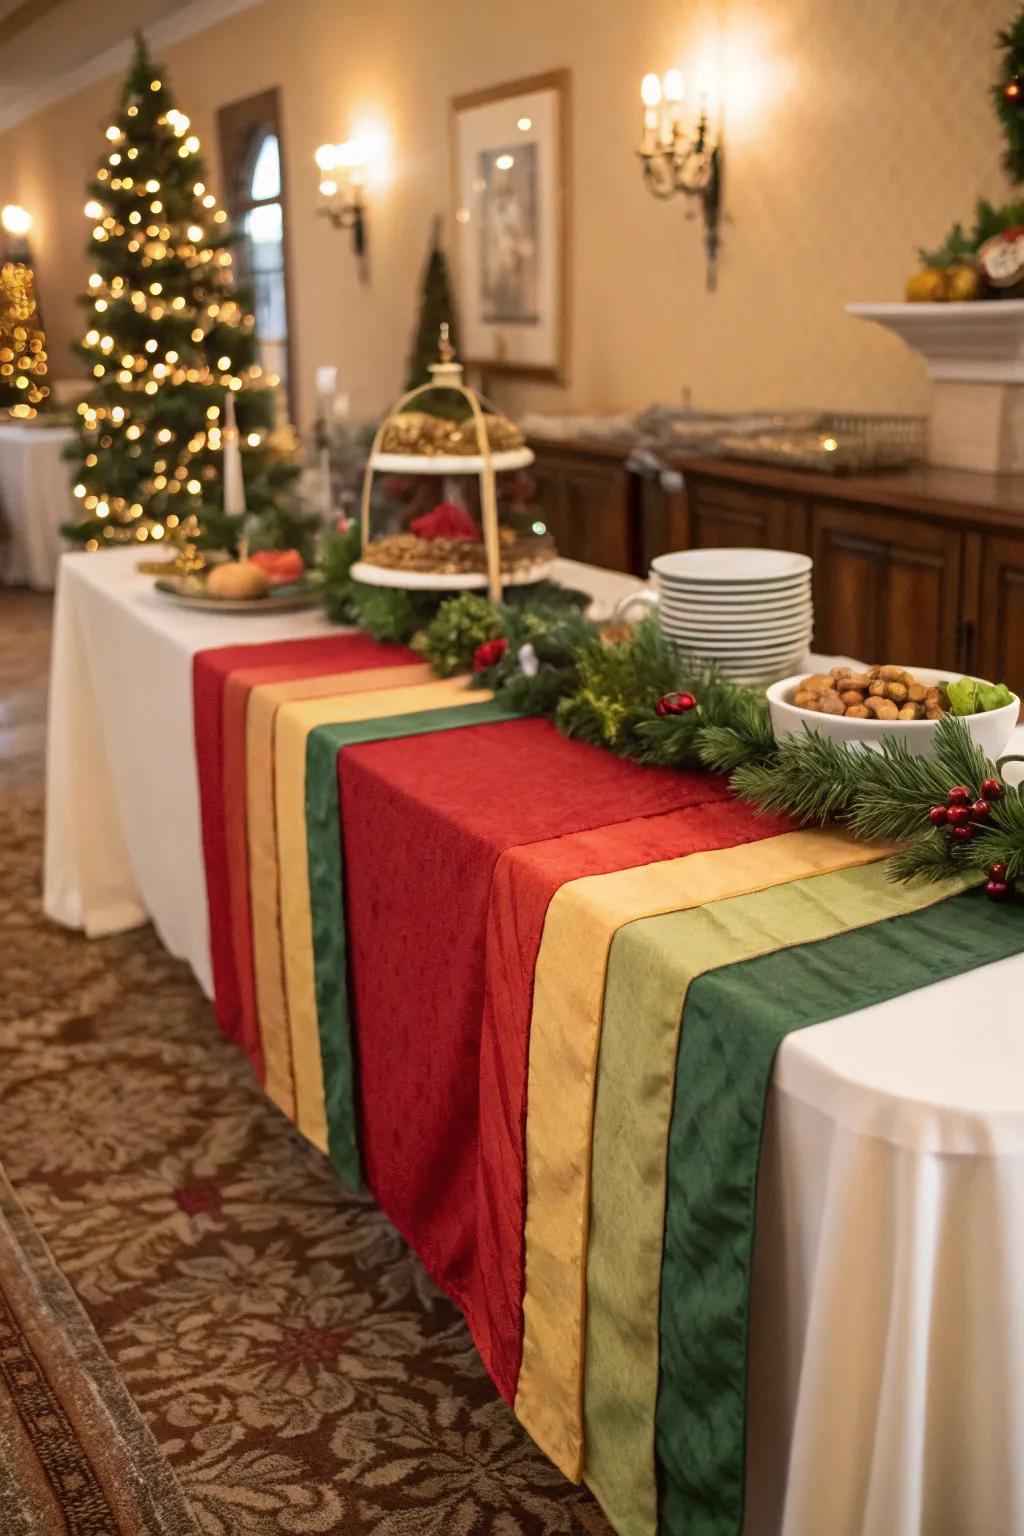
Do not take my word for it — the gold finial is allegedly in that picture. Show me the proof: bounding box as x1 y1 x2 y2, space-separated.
438 321 455 364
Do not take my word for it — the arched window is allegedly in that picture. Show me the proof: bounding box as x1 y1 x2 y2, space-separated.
218 90 292 410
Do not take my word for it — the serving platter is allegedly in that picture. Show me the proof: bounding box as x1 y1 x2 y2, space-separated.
153 576 321 613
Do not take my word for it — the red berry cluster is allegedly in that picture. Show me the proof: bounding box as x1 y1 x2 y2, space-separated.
656 691 697 718
927 778 1003 841
986 861 1016 903
928 778 1015 902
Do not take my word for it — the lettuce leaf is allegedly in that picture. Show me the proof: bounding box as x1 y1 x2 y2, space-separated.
946 676 1014 715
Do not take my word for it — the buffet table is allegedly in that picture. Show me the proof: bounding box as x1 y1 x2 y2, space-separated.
0 422 77 590
45 547 1024 1536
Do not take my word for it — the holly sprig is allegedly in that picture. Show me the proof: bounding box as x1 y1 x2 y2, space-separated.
732 715 1023 891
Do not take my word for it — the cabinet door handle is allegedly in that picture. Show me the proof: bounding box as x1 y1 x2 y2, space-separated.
956 619 975 674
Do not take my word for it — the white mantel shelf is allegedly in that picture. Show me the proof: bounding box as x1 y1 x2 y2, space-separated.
846 300 1024 384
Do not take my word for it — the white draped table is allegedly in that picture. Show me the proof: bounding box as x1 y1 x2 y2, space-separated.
0 423 77 590
44 546 1024 1536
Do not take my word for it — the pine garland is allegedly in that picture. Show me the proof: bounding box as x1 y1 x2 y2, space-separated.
315 559 1024 898
994 10 1024 182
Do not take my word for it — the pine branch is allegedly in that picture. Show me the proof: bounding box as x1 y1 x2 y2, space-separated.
884 831 960 885
730 729 875 823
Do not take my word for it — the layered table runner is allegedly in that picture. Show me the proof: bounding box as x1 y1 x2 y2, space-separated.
192 631 1024 1536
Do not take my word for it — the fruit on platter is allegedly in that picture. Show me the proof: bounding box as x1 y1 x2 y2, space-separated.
249 548 306 585
206 558 270 599
905 263 980 302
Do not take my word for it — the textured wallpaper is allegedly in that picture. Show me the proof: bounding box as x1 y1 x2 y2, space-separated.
1 0 1020 423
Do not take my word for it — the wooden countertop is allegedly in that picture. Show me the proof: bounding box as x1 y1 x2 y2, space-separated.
529 434 1024 534
672 457 1024 531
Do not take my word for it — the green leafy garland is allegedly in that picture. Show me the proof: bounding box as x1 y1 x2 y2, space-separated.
994 10 1024 182
317 546 1024 895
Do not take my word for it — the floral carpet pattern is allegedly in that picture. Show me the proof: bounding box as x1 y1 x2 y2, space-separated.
1 650 610 1536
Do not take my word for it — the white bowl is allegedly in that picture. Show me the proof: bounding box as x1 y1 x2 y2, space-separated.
767 666 1020 760
653 548 812 584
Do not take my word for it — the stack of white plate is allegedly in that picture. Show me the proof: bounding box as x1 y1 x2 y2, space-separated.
651 548 813 684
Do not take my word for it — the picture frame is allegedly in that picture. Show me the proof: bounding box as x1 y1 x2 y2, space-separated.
450 69 570 383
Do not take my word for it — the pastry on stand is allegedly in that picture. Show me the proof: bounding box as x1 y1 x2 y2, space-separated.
352 326 555 601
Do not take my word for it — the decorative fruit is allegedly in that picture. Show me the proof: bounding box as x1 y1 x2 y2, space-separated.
928 805 949 826
951 824 975 841
986 879 1013 902
981 777 1005 802
947 804 972 827
971 799 992 821
946 786 972 806
989 861 1009 882
206 559 270 600
905 267 947 303
944 263 980 302
249 548 305 586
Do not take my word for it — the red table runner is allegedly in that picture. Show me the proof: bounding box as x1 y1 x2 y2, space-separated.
193 634 417 1047
337 716 791 1398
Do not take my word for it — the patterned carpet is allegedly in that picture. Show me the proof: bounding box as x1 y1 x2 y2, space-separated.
0 594 611 1536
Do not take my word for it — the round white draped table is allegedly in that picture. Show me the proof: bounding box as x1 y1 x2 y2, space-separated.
44 546 1024 1536
0 422 77 590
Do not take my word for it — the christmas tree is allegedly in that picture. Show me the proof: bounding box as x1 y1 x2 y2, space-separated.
0 262 49 419
406 219 459 391
66 34 305 551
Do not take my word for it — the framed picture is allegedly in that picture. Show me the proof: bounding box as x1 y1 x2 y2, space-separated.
450 70 570 382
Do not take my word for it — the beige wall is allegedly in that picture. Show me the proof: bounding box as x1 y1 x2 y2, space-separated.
1 0 1020 430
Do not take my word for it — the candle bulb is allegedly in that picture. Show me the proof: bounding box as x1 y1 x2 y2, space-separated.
222 391 247 516
641 72 662 152
663 69 684 143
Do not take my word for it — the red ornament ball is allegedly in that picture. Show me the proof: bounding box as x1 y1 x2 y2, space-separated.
928 805 948 826
656 691 697 717
971 799 992 821
989 861 1009 882
952 824 975 841
947 804 972 827
947 786 972 806
986 879 1013 902
981 777 1005 802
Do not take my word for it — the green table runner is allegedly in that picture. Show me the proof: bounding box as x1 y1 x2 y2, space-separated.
304 700 518 1185
658 887 1024 1536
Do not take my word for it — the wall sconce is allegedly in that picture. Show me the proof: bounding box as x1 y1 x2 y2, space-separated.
1 203 33 261
315 142 368 277
638 70 723 290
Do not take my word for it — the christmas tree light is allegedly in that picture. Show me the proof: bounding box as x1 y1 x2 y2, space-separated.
65 32 311 553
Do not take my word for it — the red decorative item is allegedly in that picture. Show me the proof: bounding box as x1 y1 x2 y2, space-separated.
410 502 482 542
656 691 698 718
248 548 305 586
989 861 1009 882
981 777 1005 802
971 799 992 821
947 804 972 827
952 824 975 841
946 786 972 806
472 637 509 674
928 805 948 826
986 879 1013 902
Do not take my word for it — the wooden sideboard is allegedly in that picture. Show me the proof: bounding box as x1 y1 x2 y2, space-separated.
529 439 1024 695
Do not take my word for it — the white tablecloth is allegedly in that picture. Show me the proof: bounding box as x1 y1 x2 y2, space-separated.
44 546 1024 1536
0 423 77 590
